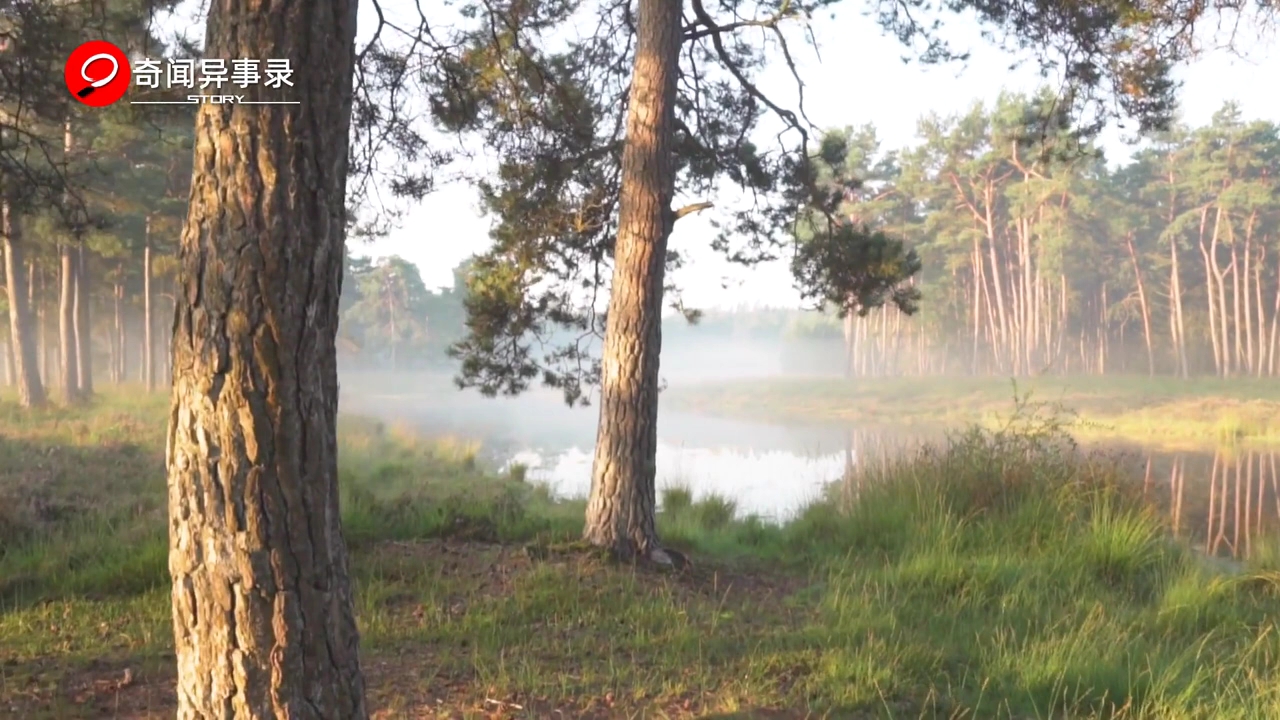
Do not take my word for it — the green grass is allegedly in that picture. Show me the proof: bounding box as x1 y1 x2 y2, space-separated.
665 374 1280 450
2 387 1280 718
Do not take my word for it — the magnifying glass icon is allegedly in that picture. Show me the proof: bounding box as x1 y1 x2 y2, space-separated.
76 53 119 99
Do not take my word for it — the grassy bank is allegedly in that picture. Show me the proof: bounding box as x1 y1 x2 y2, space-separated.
665 375 1280 450
3 390 1280 718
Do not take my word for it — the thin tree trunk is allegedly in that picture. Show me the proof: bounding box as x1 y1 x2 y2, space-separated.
842 308 854 378
1 247 11 388
1199 206 1223 376
143 226 154 392
74 242 93 397
1242 218 1255 374
166 0 367 715
1231 240 1244 374
117 269 127 384
113 275 124 384
1170 235 1188 378
3 201 45 408
59 243 78 401
984 203 1011 372
583 0 682 565
31 260 44 387
1211 206 1231 376
1125 232 1155 376
1254 244 1267 377
1270 250 1280 377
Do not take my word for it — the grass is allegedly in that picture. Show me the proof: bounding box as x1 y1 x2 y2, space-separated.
3 387 1280 718
664 374 1280 450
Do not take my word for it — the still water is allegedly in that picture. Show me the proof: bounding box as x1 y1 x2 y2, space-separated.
340 376 1280 559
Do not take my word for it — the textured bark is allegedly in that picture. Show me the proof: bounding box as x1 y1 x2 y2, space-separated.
75 243 93 396
144 233 153 392
582 0 682 565
165 0 366 717
59 243 78 401
3 201 45 408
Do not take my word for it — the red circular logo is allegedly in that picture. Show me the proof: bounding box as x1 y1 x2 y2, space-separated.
65 41 131 107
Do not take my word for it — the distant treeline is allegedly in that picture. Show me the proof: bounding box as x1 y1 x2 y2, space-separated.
815 95 1280 379
7 94 1277 391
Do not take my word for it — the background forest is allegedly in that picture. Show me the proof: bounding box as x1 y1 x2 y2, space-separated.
4 92 1275 388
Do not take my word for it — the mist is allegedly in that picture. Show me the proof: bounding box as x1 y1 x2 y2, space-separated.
335 316 865 521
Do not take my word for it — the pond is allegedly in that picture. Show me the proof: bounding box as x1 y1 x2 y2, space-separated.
340 374 1280 560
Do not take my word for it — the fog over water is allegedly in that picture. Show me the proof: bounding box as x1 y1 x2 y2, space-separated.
338 335 1280 556
339 336 874 520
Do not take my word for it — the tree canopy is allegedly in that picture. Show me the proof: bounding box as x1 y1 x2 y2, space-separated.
417 0 1275 406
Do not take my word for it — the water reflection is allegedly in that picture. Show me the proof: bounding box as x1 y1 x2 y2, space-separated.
1144 449 1280 560
340 381 1280 557
507 432 1280 562
504 442 848 523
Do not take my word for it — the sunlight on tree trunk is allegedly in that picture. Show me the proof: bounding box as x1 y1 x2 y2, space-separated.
582 0 683 566
165 0 367 716
143 230 153 393
3 200 45 408
59 242 77 403
74 243 92 397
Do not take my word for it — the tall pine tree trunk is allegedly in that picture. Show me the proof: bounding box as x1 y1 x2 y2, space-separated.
59 243 78 402
2 253 11 389
36 263 49 387
74 243 93 396
114 268 126 384
143 227 153 392
1255 244 1267 377
29 256 43 384
1125 232 1155 376
842 308 855 378
3 200 45 408
165 1 366 715
1169 239 1188 378
582 0 682 565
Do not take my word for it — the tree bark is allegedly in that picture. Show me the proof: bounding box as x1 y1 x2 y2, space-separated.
74 243 93 397
60 243 78 401
165 0 367 716
3 200 45 408
582 0 682 566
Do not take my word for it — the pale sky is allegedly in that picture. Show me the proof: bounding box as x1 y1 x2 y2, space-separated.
160 3 1279 309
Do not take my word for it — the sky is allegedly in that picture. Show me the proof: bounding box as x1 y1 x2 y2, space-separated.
159 2 1279 310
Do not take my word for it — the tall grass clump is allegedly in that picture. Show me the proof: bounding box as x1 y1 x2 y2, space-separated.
770 403 1280 717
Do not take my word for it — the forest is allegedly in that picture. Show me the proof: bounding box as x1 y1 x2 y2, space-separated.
7 97 1278 388
818 96 1280 380
4 0 1280 718
0 98 469 392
